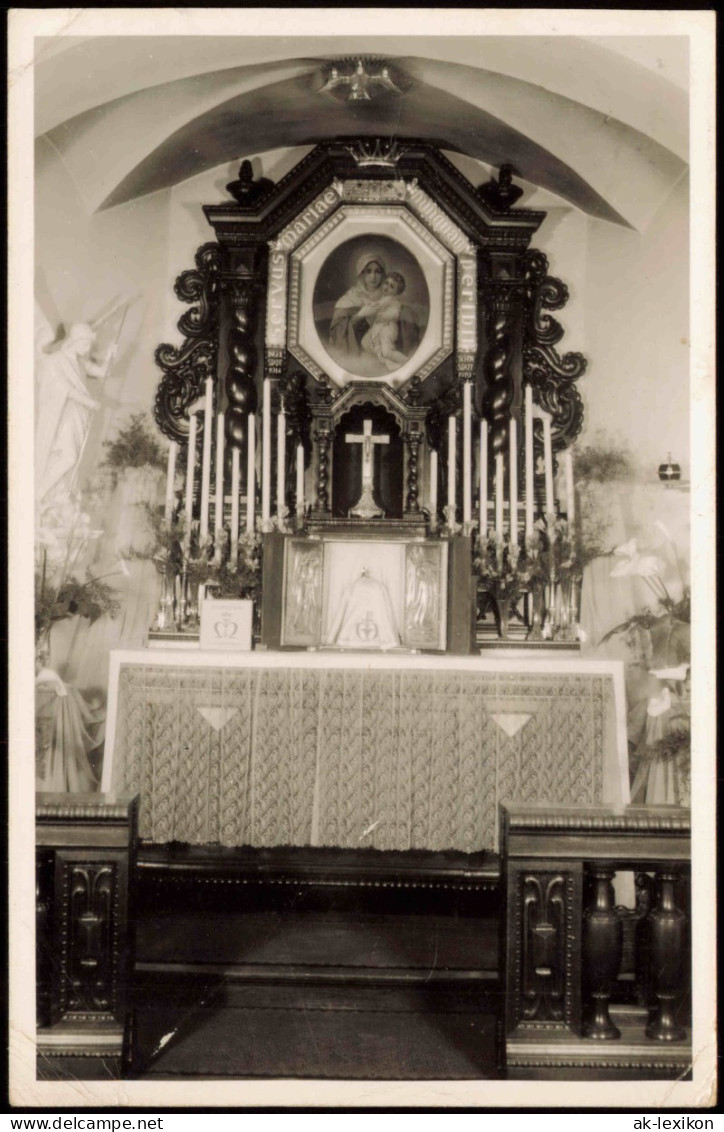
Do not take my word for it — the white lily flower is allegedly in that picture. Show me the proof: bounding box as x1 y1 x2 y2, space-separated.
650 663 689 681
635 554 664 577
647 687 672 717
613 538 637 559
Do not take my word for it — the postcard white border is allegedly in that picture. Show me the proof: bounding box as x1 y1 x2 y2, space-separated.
8 7 716 1112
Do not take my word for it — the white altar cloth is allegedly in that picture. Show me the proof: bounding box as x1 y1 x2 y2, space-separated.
101 649 629 853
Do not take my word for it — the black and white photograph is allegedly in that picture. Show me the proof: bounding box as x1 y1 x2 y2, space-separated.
7 8 716 1113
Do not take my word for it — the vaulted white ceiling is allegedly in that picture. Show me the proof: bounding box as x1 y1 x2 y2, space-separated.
35 35 689 231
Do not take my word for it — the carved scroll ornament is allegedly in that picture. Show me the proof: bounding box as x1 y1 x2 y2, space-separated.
522 249 587 451
153 242 221 443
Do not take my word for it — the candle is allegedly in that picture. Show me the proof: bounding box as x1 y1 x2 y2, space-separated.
230 447 240 559
509 417 518 540
429 448 438 523
164 440 178 521
276 408 286 519
542 412 554 516
564 449 575 523
447 415 456 519
462 382 472 524
296 443 305 516
215 413 225 539
524 385 534 539
199 377 213 539
495 452 504 538
246 413 256 532
184 411 198 540
261 380 271 523
479 420 488 537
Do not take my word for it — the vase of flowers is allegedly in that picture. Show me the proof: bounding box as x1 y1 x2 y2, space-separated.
602 537 691 804
474 532 537 639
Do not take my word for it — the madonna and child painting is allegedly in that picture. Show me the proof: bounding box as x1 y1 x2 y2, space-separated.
313 235 430 379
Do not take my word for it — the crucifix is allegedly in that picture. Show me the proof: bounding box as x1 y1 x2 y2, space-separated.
345 419 390 518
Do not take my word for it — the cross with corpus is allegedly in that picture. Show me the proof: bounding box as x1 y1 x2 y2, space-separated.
345 419 390 519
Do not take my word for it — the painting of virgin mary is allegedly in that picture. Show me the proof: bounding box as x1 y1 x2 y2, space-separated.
313 235 429 379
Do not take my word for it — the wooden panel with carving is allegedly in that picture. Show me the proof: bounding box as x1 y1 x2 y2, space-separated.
505 859 583 1037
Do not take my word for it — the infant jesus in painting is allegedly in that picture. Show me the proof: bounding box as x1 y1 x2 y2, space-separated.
351 271 409 372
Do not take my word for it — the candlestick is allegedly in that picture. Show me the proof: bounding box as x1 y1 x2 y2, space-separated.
509 417 518 540
462 382 472 524
542 412 554 516
262 380 271 523
564 448 575 523
230 447 240 559
246 412 256 532
164 440 178 521
495 452 504 538
429 448 438 523
276 408 286 519
184 411 198 543
296 443 305 516
215 413 224 539
447 415 456 519
525 385 534 539
199 377 213 539
479 420 488 537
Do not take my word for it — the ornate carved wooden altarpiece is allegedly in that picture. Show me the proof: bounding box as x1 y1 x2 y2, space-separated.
153 139 586 652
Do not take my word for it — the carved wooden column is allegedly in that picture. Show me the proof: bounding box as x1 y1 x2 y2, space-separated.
481 278 520 458
582 863 623 1039
36 793 139 1080
314 427 332 514
224 279 261 448
646 867 687 1041
404 430 422 515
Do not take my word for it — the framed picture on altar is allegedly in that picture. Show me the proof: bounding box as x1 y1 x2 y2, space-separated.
285 202 455 391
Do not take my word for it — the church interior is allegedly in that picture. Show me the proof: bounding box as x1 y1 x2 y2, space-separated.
28 28 699 1090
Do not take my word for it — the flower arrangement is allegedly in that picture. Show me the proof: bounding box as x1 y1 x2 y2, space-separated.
573 434 635 485
601 532 691 804
135 501 262 630
473 516 583 640
35 499 123 644
184 526 262 600
102 413 167 481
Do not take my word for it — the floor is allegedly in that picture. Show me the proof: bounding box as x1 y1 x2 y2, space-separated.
129 874 502 1080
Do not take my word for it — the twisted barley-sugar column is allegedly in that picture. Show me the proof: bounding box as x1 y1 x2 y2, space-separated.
484 292 517 458
224 280 259 535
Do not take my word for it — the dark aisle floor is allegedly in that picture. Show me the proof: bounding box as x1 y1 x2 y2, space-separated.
130 906 502 1079
130 981 501 1080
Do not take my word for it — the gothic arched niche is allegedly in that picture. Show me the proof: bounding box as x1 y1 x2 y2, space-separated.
332 403 403 519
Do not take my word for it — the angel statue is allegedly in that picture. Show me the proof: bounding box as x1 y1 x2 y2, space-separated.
35 312 116 515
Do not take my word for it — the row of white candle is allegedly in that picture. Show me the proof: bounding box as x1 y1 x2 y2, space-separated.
164 378 305 550
440 384 574 537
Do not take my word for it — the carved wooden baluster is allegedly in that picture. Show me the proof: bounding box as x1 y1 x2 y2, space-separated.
646 867 687 1041
582 863 622 1039
315 428 332 513
405 432 421 513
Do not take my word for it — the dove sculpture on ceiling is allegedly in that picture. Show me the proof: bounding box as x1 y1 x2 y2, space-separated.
318 59 405 102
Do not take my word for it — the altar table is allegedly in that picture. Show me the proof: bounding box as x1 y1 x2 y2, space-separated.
101 650 629 853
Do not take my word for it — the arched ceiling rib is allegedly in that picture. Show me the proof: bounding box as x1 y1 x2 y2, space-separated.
36 39 689 232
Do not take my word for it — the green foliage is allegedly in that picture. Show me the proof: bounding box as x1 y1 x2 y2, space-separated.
641 723 690 764
102 413 166 475
35 571 121 640
573 437 634 484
